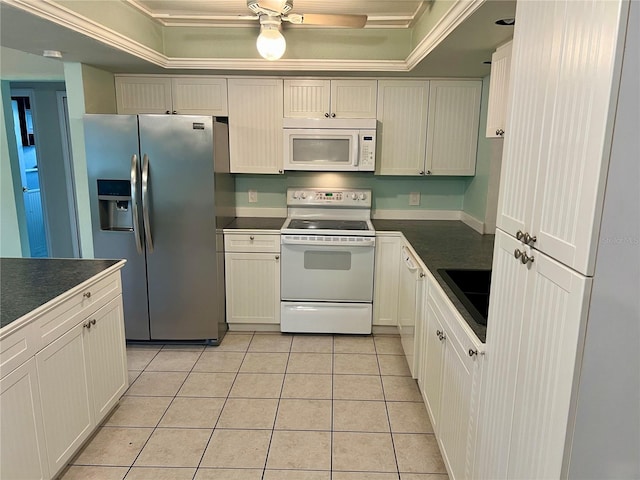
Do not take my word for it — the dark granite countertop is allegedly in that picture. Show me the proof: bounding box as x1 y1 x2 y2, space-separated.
1 258 122 329
372 220 494 342
224 217 286 231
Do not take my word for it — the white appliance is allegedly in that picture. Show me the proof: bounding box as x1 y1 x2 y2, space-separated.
283 118 376 171
280 188 376 334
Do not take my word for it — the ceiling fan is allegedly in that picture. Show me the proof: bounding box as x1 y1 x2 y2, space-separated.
246 0 368 60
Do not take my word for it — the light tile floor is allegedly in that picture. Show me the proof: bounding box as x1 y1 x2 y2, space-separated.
60 333 448 480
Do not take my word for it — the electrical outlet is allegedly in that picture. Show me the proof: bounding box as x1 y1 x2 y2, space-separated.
248 190 258 203
409 192 420 206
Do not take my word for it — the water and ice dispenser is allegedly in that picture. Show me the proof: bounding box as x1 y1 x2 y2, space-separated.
97 179 134 231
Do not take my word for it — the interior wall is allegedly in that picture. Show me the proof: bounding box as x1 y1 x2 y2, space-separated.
11 81 75 258
81 65 116 114
0 81 23 256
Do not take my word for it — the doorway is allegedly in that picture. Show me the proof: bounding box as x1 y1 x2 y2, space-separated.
11 93 49 257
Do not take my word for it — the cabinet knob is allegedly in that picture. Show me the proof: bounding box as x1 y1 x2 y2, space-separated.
516 230 524 241
325 113 330 117
331 113 336 118
436 329 442 337
426 170 432 175
520 252 535 265
250 235 255 240
496 129 505 136
514 249 522 259
83 291 92 299
275 255 280 260
419 170 425 175
419 272 425 278
523 232 537 244
165 110 171 114
469 349 478 357
278 169 284 174
172 111 177 115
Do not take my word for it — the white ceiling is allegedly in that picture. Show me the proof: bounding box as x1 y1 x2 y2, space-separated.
0 0 516 77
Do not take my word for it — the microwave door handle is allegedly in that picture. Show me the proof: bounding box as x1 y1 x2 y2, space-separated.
354 133 360 166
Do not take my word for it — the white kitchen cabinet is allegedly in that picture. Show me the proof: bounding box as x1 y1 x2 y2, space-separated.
375 80 430 175
496 0 626 276
115 75 228 115
284 79 377 118
420 275 485 480
228 78 284 174
425 80 482 176
224 232 281 326
373 233 402 326
397 243 424 378
376 80 481 176
477 229 592 479
36 296 127 477
0 358 49 480
485 41 512 138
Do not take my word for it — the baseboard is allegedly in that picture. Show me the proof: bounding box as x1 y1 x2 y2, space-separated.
460 212 485 234
372 325 400 335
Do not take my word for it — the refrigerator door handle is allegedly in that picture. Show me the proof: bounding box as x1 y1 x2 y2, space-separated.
130 154 143 254
142 153 154 253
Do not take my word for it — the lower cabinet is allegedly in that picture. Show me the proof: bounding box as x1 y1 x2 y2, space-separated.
0 358 49 480
397 243 424 377
224 232 281 327
37 296 128 478
373 233 402 327
420 276 485 480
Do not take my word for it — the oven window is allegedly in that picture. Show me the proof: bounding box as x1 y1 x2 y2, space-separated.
304 251 351 270
292 138 351 164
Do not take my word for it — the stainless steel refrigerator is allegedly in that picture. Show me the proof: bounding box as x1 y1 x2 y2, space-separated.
84 114 234 343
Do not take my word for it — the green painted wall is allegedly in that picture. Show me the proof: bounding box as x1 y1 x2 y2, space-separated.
63 62 93 258
0 46 64 81
235 172 466 211
0 81 24 256
412 1 457 50
81 65 116 114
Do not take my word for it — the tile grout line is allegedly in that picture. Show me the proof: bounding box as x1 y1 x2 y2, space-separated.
192 331 256 479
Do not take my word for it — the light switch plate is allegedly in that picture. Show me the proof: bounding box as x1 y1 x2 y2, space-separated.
409 192 420 206
248 190 258 203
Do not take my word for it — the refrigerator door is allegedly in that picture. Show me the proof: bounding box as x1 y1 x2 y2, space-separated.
138 115 221 340
84 114 151 340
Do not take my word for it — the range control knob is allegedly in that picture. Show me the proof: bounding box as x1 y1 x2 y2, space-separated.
350 192 358 200
300 191 307 199
292 191 299 199
359 193 367 201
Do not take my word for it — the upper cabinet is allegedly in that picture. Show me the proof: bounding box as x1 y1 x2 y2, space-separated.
485 41 513 138
376 79 481 176
115 76 228 116
227 78 284 174
284 79 377 118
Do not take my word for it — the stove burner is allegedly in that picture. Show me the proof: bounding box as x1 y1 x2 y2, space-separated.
287 219 370 231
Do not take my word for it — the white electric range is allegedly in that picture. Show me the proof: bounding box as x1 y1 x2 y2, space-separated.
280 188 376 334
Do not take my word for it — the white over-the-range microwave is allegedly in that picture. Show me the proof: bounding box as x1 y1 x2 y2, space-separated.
283 118 377 172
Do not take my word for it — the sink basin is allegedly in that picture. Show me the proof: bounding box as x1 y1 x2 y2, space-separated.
437 269 492 326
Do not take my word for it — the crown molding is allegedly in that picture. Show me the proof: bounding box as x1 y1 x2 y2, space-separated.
4 0 483 73
406 0 486 70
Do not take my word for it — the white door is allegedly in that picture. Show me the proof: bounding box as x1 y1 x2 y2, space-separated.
421 284 446 434
485 41 512 138
283 79 330 118
0 358 49 480
171 77 228 115
228 79 284 173
115 76 172 114
330 80 378 118
36 321 94 476
86 297 128 422
373 234 402 326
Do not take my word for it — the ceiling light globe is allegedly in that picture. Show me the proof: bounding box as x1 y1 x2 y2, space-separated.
256 27 286 61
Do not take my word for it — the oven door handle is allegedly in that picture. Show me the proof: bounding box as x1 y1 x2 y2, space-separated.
281 236 376 247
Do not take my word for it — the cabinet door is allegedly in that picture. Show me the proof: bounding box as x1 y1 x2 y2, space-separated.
330 80 377 118
228 79 284 173
373 234 402 326
0 358 49 480
398 245 422 378
376 80 429 175
171 77 228 115
37 321 94 477
439 325 476 480
225 252 281 324
475 230 529 480
507 243 592 479
115 76 172 114
86 297 128 423
485 41 512 138
425 80 482 175
284 79 330 118
421 286 445 433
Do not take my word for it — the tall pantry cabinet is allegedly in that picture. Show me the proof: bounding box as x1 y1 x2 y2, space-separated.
476 1 638 479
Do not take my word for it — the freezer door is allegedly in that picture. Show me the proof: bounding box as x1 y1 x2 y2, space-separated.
84 114 150 340
138 115 221 341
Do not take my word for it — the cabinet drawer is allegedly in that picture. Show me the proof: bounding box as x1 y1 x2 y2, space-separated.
0 323 37 379
35 272 122 347
225 233 280 253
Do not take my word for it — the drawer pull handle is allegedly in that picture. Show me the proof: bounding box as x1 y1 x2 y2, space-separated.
83 291 92 299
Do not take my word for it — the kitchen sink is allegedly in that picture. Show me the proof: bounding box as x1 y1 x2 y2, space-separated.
437 269 492 326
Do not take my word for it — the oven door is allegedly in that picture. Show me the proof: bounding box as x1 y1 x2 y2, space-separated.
281 235 375 302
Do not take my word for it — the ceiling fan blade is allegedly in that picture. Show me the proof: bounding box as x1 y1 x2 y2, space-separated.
300 13 367 28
